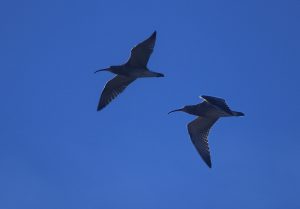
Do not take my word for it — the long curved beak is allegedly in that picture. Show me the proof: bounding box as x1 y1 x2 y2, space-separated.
94 68 108 73
168 108 184 114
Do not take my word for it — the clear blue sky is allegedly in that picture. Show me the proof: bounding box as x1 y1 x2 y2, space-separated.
1 0 299 208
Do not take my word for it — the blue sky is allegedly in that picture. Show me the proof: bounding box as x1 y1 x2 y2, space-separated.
1 0 299 208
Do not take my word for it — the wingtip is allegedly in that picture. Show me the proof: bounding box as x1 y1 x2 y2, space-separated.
151 31 157 38
200 95 210 100
205 160 212 168
97 105 105 112
202 155 212 168
200 95 224 101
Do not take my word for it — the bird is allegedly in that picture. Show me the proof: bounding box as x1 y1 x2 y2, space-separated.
95 31 164 111
168 95 244 168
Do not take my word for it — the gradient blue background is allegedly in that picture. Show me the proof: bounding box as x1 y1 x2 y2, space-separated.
1 0 299 208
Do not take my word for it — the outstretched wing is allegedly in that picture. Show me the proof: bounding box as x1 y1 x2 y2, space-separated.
97 75 136 111
187 117 218 168
201 95 233 115
127 31 156 68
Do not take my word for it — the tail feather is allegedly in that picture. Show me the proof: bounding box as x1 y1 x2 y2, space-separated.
232 111 245 116
144 71 164 77
155 72 164 77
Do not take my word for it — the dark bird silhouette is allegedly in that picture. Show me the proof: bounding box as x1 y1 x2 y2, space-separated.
95 31 164 111
168 95 244 168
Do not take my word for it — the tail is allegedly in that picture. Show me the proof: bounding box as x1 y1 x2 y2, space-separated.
154 72 164 77
232 111 245 116
143 71 164 77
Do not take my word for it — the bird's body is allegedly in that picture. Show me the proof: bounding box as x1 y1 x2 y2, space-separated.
183 102 242 118
169 95 244 168
105 65 163 78
182 103 227 118
95 31 164 111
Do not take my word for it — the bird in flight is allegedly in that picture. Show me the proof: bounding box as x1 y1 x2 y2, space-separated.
95 31 164 111
168 95 244 168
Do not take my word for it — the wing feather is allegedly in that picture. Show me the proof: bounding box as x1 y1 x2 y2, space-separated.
187 117 218 168
201 95 233 115
97 75 136 111
127 31 156 68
